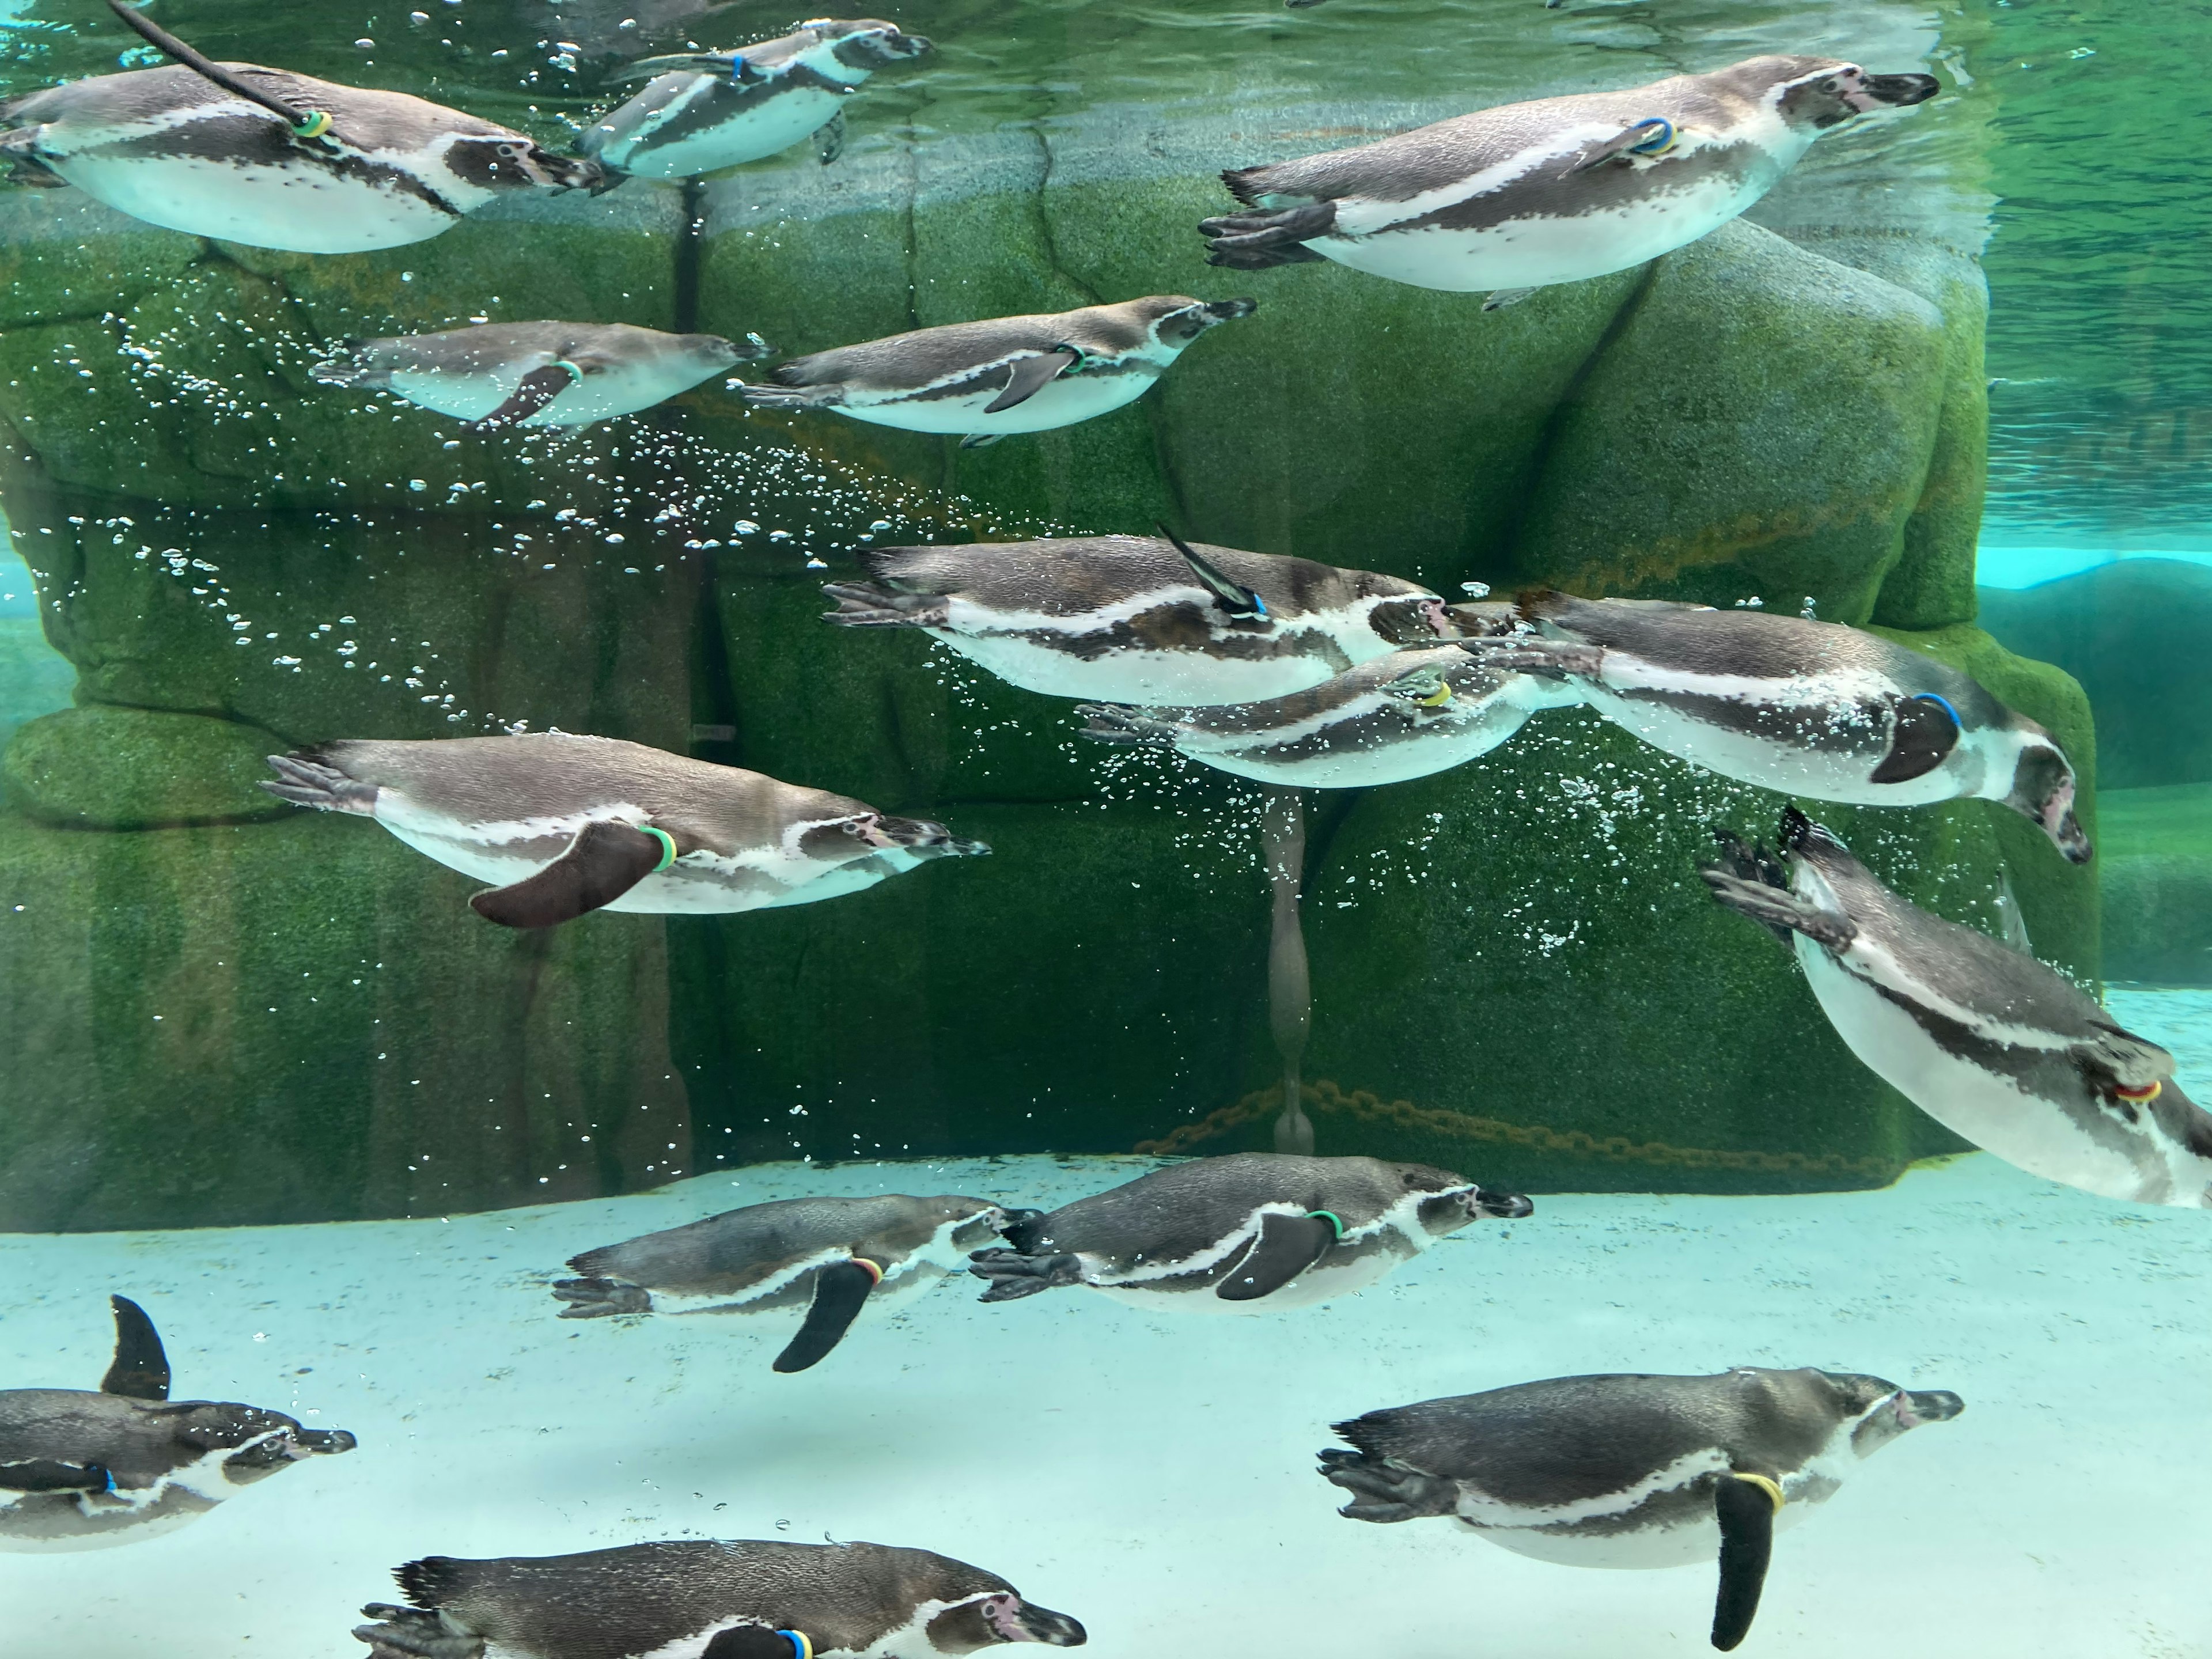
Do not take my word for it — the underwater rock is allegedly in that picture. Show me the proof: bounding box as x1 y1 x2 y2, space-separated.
0 810 690 1231
3 705 289 829
2098 785 2212 986
1978 559 2212 791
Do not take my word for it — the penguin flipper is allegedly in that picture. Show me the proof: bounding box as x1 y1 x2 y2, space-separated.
1566 117 1679 176
1711 1474 1781 1652
1869 692 1962 785
983 347 1080 415
1157 523 1267 620
1217 1210 1337 1301
469 364 580 432
0 1459 111 1493
101 1295 169 1400
1699 868 1858 952
815 107 847 165
703 1628 809 1659
468 820 671 929
771 1257 880 1373
352 1604 483 1659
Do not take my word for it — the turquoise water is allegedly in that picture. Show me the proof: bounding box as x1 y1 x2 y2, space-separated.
1 0 2209 1656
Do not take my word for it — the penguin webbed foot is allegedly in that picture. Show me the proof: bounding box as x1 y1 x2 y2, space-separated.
353 1605 482 1659
738 381 842 411
1075 704 1173 748
821 582 949 628
1481 286 1539 312
550 1275 652 1318
0 147 69 188
1699 865 1857 952
815 107 847 165
1456 638 1599 679
968 1247 1084 1301
1315 1448 1457 1522
959 432 1006 449
1198 202 1335 268
260 752 377 814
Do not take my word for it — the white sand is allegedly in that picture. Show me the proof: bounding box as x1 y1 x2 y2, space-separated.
5 1067 2211 1656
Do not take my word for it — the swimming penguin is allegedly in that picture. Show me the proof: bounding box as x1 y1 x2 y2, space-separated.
582 19 933 181
1464 591 2091 862
1076 643 1581 788
1704 808 2212 1206
741 297 1255 448
259 733 986 929
352 1539 1087 1659
968 1153 1532 1312
1321 1366 1961 1652
1199 56 1938 298
0 0 600 253
312 321 772 430
0 1296 356 1551
552 1194 1024 1373
823 531 1457 706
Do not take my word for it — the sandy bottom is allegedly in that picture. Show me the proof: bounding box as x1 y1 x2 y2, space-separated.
6 996 2211 1658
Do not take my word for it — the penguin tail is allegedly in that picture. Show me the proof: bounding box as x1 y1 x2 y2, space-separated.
260 752 377 815
1219 165 1272 206
392 1556 476 1611
821 581 948 628
1075 703 1177 749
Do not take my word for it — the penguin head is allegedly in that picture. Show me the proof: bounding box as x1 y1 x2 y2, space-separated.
1385 1163 1532 1236
1139 296 1259 353
1762 58 1942 131
691 331 776 370
444 137 604 195
162 1401 358 1487
1366 593 1462 645
805 19 934 69
1995 730 2091 865
926 1591 1087 1652
1815 1371 1965 1456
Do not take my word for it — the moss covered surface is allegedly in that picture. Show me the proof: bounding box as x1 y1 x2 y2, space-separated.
2 705 290 828
2098 784 2212 986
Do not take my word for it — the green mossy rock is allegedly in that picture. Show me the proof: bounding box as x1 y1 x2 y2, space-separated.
2098 785 2212 986
2 705 290 828
671 795 1273 1167
0 809 690 1231
1282 707 1997 1195
1508 220 1949 624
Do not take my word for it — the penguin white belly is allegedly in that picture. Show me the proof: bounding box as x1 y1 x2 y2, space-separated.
1797 942 2176 1203
1475 1500 1816 1570
387 361 707 425
1188 700 1537 788
372 799 821 916
1577 683 1963 805
1316 172 1768 293
614 84 847 178
934 631 1338 706
1089 1238 1416 1315
54 153 460 253
0 1490 219 1553
839 370 1158 437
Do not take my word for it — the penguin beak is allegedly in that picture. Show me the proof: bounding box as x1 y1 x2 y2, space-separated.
535 150 607 192
1471 1187 1534 1220
889 30 933 56
1002 1602 1088 1647
1895 1389 1964 1428
1849 72 1940 109
1199 298 1259 322
291 1427 358 1456
2046 798 2092 865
